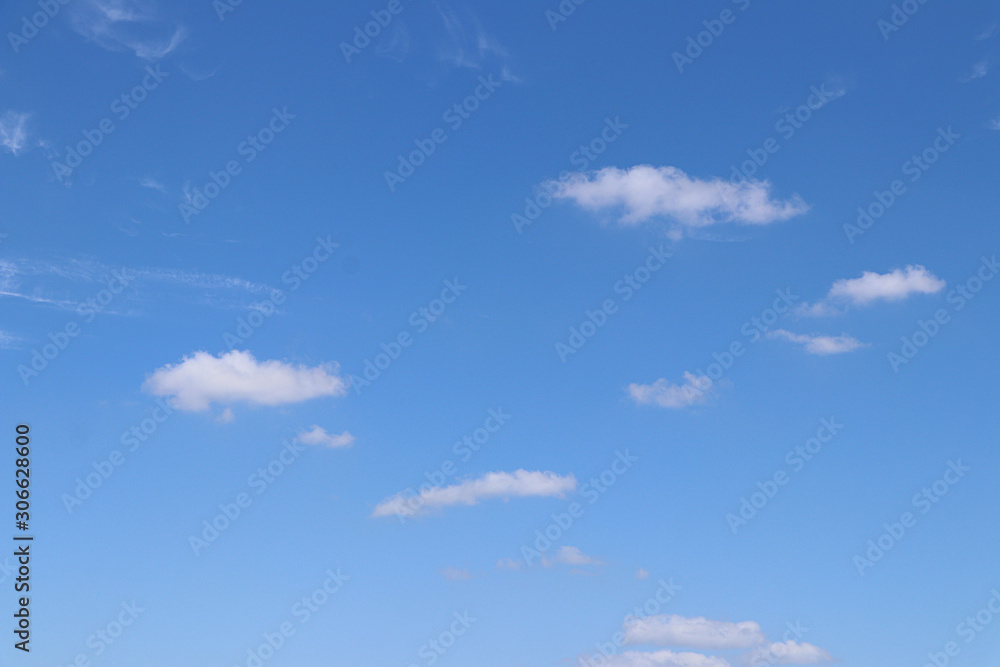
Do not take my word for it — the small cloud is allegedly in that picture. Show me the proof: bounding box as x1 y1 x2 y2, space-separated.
799 265 945 315
545 546 605 567
976 24 997 40
0 111 34 156
371 470 577 518
440 567 471 581
215 408 235 424
989 116 1000 131
0 330 20 349
142 350 348 412
767 330 867 355
297 425 355 449
138 176 168 193
635 568 650 580
960 60 990 82
741 641 835 665
827 265 945 305
548 165 808 232
628 372 715 410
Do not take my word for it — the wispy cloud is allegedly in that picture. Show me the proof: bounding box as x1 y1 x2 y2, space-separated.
431 1 518 80
143 350 348 412
960 60 990 82
767 330 867 355
548 165 808 233
0 111 34 156
70 0 186 60
0 257 274 313
976 24 997 40
138 176 168 193
371 470 577 518
628 373 715 409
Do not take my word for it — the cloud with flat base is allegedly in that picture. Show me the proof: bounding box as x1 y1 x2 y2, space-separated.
143 350 348 412
547 165 808 235
371 470 576 518
798 265 945 315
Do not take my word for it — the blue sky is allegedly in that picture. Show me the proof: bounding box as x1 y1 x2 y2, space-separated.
2 0 1000 665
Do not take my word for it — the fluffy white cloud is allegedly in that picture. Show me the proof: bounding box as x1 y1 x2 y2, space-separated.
371 470 576 518
0 111 32 156
597 650 731 667
143 350 347 411
827 265 945 305
548 165 808 228
297 425 355 449
624 615 765 650
767 330 867 355
628 373 714 409
741 641 834 665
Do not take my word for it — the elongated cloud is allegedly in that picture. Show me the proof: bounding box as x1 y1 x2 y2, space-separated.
742 641 834 665
548 165 808 228
623 615 765 650
598 651 731 667
628 373 714 409
799 265 946 316
767 330 867 355
371 470 576 518
827 265 945 304
143 350 347 411
297 425 355 449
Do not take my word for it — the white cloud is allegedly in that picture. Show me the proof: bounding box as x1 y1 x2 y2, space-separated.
798 265 946 316
0 330 19 349
597 650 731 667
548 165 808 229
546 546 604 567
767 330 867 355
826 265 945 305
624 615 766 650
143 350 348 412
371 470 577 518
741 641 834 665
989 116 1000 131
70 0 186 60
636 568 651 580
215 408 235 424
440 567 471 581
628 373 714 409
0 111 33 156
297 425 355 449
